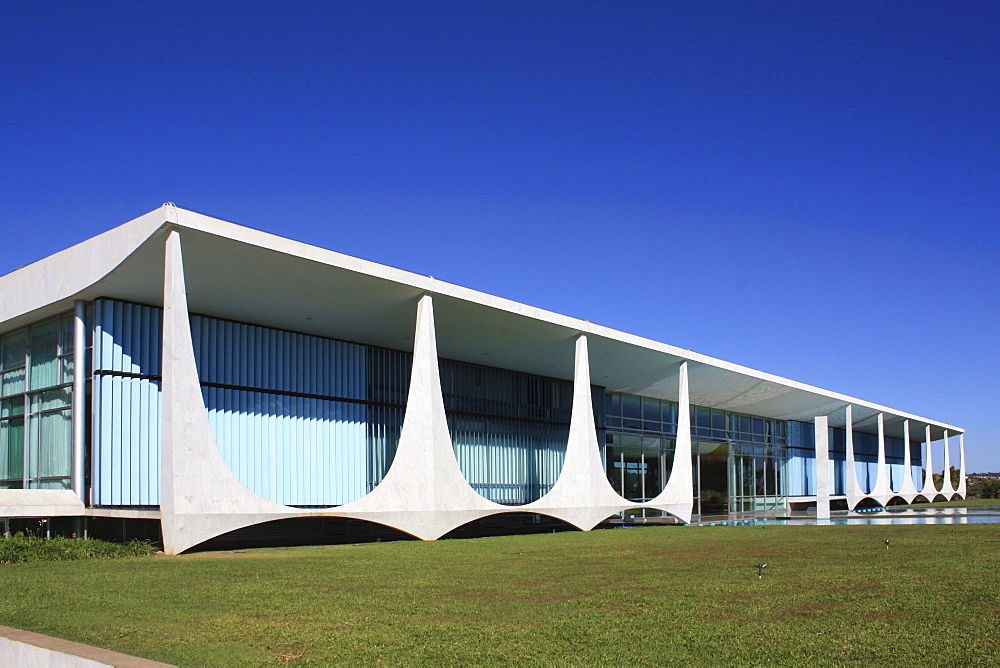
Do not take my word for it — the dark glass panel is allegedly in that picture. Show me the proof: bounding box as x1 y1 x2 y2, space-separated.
1 330 27 371
605 445 622 495
711 409 725 433
606 392 620 418
644 451 661 499
642 397 660 423
60 314 75 354
29 318 59 345
742 456 754 496
755 456 767 495
621 448 644 501
739 415 751 435
1 397 25 418
1 416 24 480
698 441 729 515
622 394 640 420
696 407 711 430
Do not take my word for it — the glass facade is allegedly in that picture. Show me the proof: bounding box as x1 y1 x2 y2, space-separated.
440 360 572 504
603 391 788 518
88 299 575 507
0 313 77 489
603 393 677 519
366 348 574 504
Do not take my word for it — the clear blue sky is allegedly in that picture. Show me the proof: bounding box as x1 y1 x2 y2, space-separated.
2 2 998 470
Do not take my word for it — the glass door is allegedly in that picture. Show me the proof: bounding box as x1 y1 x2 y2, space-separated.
696 441 730 517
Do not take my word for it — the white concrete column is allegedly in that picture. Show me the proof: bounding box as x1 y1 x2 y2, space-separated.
526 334 630 528
941 429 955 496
814 415 830 519
870 413 892 504
646 361 694 523
160 229 301 554
335 293 504 538
920 425 937 499
71 299 87 504
956 433 967 498
844 405 864 509
898 419 920 501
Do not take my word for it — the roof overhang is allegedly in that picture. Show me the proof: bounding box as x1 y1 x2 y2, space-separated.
0 205 963 441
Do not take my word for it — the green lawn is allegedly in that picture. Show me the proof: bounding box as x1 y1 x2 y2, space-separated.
1 524 998 665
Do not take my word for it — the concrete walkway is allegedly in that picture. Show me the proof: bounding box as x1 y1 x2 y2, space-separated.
0 624 173 667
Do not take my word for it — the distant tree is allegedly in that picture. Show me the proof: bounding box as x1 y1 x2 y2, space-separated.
932 466 962 490
969 477 1000 499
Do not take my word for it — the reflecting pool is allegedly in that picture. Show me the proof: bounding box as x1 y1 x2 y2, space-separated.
687 507 1000 526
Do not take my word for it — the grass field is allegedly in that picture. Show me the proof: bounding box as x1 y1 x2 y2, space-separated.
1 523 998 665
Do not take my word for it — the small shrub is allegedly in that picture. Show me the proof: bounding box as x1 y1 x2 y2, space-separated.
0 534 156 564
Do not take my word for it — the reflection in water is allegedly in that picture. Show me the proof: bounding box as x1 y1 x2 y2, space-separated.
783 507 999 526
687 508 1000 527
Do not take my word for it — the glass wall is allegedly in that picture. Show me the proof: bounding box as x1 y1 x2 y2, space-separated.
603 390 788 518
92 300 162 505
0 313 76 490
364 347 575 504
603 393 678 518
432 355 574 503
90 299 578 507
192 314 369 507
728 443 785 514
604 433 674 503
786 419 924 498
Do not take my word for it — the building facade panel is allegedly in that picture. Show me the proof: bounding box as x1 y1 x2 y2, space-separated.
92 299 161 505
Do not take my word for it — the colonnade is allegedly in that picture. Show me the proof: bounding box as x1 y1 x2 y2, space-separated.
813 409 966 518
156 229 966 553
158 230 698 554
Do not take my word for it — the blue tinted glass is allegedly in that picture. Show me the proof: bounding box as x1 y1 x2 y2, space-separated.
1 330 27 371
711 410 725 432
622 394 640 419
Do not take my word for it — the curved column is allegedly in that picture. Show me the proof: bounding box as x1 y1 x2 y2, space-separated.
844 405 864 509
645 361 694 524
814 415 830 519
869 413 893 506
160 230 304 554
940 430 956 497
524 335 631 529
956 433 967 499
339 294 505 537
162 270 509 552
920 425 938 500
897 419 920 502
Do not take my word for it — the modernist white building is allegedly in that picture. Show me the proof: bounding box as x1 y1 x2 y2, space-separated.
0 205 966 553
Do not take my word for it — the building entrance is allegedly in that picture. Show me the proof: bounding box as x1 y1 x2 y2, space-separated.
696 441 730 517
605 438 669 503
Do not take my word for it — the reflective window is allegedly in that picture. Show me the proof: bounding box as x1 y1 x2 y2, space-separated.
604 390 789 519
0 313 75 490
605 432 675 504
